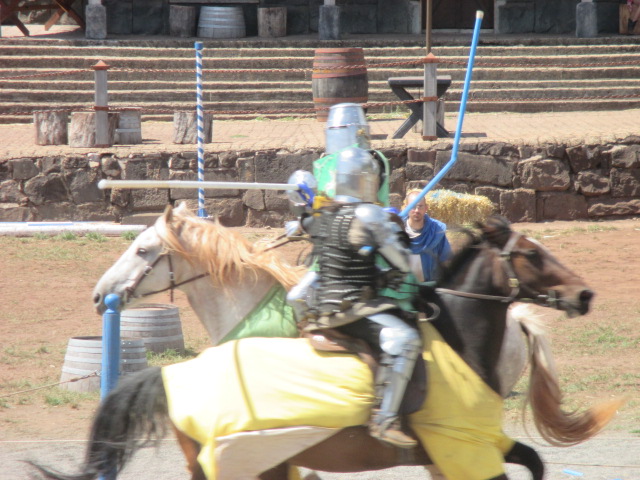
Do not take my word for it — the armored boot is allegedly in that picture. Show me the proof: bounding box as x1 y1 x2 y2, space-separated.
369 345 421 449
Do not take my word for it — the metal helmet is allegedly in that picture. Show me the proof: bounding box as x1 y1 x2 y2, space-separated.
334 147 380 203
325 103 371 154
286 170 317 215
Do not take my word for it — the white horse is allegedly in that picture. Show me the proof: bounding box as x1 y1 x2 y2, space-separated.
93 203 529 397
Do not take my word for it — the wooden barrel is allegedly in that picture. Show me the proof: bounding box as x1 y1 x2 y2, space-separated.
312 48 368 122
59 337 148 393
120 304 185 354
198 6 246 39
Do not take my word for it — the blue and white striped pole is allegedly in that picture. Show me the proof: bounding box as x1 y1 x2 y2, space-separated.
400 11 484 219
195 41 207 218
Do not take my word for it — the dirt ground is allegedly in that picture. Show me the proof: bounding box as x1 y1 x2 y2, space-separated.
1 217 639 447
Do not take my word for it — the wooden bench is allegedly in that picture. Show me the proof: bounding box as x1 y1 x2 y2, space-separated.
0 0 84 37
387 75 452 139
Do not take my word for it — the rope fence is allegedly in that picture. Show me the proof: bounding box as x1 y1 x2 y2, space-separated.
1 54 640 119
0 371 99 399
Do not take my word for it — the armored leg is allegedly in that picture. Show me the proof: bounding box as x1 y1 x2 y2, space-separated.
286 271 318 322
367 313 422 448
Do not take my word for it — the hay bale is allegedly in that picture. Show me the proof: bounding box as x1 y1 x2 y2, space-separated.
426 189 495 226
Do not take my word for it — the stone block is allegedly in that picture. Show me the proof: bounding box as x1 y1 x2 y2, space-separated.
435 152 514 187
539 192 588 220
610 168 640 197
0 204 33 222
567 145 603 172
576 2 597 38
405 162 435 182
183 198 245 226
68 169 104 204
246 209 285 228
518 157 571 191
131 188 169 212
319 5 341 39
255 152 314 184
0 180 28 204
588 197 640 217
86 3 108 39
9 158 39 180
264 190 289 211
499 188 536 223
474 186 503 210
575 171 610 197
407 149 436 164
244 190 265 210
609 145 640 169
24 174 68 206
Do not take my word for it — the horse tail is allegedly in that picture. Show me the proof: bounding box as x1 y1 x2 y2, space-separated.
30 367 169 480
518 315 625 446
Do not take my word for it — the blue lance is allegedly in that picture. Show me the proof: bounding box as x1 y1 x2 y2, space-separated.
399 10 484 220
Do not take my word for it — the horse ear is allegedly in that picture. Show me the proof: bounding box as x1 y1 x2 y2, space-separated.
162 204 174 224
174 202 189 215
479 215 512 248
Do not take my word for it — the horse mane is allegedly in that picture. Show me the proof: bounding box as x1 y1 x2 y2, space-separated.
437 215 514 286
436 227 481 286
157 207 305 290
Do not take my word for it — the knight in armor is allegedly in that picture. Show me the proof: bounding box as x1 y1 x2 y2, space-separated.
286 146 422 449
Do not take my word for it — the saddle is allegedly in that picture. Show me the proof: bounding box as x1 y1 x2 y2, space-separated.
302 328 427 416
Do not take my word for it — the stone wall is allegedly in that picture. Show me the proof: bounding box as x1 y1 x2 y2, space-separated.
2 138 640 225
495 0 621 34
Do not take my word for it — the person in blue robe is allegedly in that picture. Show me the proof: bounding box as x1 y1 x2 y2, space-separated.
402 189 452 282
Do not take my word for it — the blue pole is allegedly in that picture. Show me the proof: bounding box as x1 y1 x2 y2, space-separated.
195 41 207 218
400 10 484 219
99 294 120 480
100 294 121 399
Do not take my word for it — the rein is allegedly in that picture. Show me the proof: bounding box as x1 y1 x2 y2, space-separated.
125 250 210 303
435 232 561 310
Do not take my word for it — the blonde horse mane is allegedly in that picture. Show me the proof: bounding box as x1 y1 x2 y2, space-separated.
157 205 305 290
517 309 626 446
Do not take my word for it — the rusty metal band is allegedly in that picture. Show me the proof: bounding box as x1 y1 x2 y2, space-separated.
313 97 368 103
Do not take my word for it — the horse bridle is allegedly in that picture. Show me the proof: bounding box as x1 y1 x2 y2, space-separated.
436 231 562 310
124 249 210 303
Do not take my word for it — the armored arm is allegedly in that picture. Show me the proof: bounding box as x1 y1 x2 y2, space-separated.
353 204 411 273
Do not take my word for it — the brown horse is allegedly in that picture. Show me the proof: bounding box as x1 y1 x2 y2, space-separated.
32 216 623 480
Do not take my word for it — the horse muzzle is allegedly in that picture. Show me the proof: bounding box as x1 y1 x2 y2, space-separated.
555 288 594 317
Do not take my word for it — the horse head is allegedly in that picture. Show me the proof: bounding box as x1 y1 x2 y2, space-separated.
478 215 593 317
92 204 181 314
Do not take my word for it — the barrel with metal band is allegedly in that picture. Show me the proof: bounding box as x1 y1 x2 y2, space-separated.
312 48 368 122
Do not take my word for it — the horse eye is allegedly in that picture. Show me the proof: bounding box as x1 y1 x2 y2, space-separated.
137 247 147 255
526 250 541 262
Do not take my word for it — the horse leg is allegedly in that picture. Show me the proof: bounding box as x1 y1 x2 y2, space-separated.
172 424 206 480
504 441 544 480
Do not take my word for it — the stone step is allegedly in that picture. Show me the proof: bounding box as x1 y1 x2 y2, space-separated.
2 84 638 103
4 52 640 70
2 78 637 91
0 39 639 58
3 37 640 123
4 64 640 82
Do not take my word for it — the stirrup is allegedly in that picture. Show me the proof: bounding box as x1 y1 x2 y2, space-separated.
369 415 417 449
